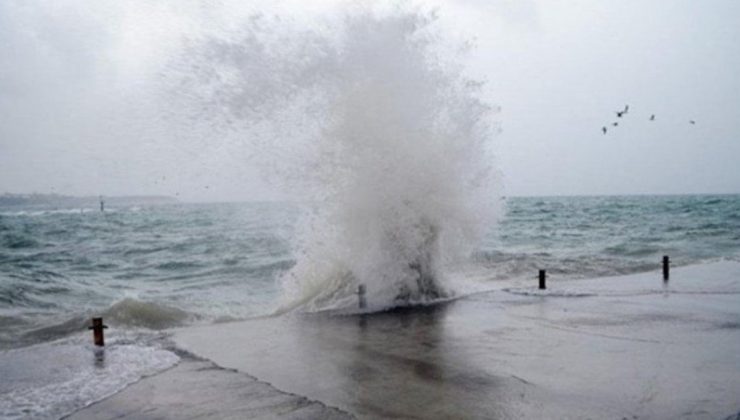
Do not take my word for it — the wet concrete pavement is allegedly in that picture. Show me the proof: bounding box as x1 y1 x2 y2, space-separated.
67 358 352 420
173 262 740 419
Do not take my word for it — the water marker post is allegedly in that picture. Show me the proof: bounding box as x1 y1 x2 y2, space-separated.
358 284 367 309
538 270 546 290
662 255 670 282
89 317 108 346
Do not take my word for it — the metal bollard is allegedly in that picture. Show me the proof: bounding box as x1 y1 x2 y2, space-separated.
89 317 108 346
662 255 670 282
357 284 367 309
538 270 546 290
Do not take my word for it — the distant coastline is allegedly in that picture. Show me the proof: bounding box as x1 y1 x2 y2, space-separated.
0 193 178 208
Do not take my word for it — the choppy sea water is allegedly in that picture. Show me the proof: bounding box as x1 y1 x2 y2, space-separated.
1 195 739 347
1 195 739 418
0 202 297 349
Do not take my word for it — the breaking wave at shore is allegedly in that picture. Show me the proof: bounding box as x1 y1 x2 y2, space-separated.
1 194 738 419
170 7 501 312
1 195 739 345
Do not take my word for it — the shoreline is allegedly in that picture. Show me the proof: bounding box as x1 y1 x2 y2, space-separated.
65 351 352 420
68 261 740 419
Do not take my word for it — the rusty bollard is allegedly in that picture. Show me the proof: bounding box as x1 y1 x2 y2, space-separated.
89 317 108 346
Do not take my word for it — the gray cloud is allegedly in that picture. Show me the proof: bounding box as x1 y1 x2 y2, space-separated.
1 0 738 201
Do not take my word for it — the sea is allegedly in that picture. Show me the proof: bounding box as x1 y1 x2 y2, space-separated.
1 194 739 418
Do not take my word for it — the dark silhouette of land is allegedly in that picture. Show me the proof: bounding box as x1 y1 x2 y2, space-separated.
0 193 177 208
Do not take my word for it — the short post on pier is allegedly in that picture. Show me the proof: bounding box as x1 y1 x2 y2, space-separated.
357 284 367 309
89 317 108 347
538 269 546 290
662 255 670 282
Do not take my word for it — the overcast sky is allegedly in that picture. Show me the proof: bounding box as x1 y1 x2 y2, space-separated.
1 0 739 201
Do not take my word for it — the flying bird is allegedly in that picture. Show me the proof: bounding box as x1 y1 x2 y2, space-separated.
616 104 629 118
689 120 696 125
649 114 655 121
612 122 619 127
602 126 607 134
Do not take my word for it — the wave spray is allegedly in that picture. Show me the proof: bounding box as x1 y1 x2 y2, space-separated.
174 6 502 312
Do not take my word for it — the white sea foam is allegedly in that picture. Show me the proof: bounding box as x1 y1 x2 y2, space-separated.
0 336 178 420
172 6 502 313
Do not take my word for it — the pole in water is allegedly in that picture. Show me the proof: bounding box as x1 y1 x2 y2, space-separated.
99 196 105 212
538 270 546 290
662 255 670 282
357 284 367 309
89 317 108 346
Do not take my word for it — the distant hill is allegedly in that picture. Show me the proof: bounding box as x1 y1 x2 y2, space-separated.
0 193 178 208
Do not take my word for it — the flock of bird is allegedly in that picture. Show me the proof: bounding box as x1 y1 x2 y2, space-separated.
601 104 695 134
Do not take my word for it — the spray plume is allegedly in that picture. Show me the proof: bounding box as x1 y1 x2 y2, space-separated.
170 6 502 312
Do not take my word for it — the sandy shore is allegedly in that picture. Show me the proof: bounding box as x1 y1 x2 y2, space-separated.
70 261 740 419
